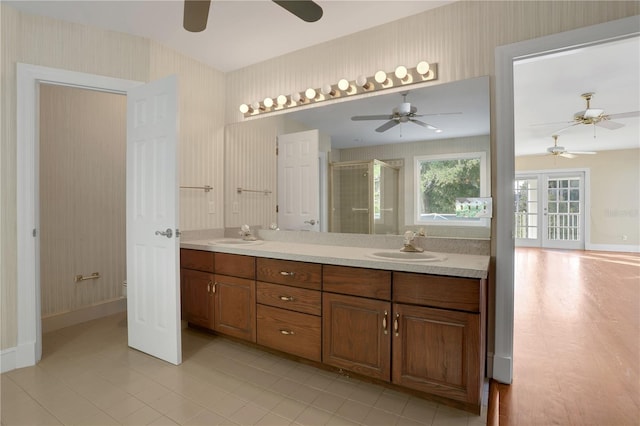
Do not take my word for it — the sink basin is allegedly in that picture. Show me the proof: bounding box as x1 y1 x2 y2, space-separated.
208 239 264 246
366 251 446 262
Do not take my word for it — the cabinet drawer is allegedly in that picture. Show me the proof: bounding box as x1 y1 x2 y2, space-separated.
214 253 255 279
393 272 482 313
257 304 321 362
323 265 391 300
257 282 321 316
256 258 321 290
180 249 214 273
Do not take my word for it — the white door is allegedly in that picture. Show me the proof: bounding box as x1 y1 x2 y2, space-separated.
515 171 585 250
277 130 320 231
126 75 181 365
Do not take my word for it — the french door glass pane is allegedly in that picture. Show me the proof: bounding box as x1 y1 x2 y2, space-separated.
547 177 581 242
514 178 538 239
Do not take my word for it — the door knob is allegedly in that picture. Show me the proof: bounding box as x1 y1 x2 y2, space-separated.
304 219 318 226
155 228 173 238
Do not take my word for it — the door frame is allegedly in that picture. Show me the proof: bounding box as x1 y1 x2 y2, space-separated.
494 15 639 384
15 63 142 369
515 168 590 249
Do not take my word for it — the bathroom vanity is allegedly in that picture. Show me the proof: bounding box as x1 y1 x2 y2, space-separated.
180 237 489 414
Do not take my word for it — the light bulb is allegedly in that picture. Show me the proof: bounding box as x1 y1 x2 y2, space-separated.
355 75 373 90
276 94 288 106
394 65 408 80
374 70 388 84
416 61 430 75
291 92 302 103
251 101 262 111
263 97 274 108
305 88 317 100
320 84 335 96
337 79 350 92
239 104 250 114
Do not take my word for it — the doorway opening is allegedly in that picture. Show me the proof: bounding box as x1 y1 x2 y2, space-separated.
38 84 127 340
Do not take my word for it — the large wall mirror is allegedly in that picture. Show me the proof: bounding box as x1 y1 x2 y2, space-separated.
224 76 491 238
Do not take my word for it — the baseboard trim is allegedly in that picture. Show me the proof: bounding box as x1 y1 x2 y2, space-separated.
42 298 127 333
586 243 640 253
1 348 16 373
492 354 513 384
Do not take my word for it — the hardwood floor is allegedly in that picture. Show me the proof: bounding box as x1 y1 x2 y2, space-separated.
492 248 640 426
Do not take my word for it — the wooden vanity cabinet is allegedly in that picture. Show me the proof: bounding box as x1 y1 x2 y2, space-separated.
180 249 215 329
213 253 256 342
322 266 392 380
256 258 322 362
392 272 486 407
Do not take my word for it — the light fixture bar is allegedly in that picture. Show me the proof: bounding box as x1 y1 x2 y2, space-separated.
240 62 437 117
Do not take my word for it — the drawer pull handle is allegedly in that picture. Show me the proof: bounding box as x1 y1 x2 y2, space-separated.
394 313 400 337
279 295 295 302
280 329 295 335
382 310 388 335
279 271 296 277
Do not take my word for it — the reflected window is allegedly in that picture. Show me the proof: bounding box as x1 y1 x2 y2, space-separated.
414 152 488 226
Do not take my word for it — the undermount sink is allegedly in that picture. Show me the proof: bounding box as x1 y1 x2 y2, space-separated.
366 250 446 262
208 239 264 246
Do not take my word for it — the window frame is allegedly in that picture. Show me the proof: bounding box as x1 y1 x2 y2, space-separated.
414 152 489 227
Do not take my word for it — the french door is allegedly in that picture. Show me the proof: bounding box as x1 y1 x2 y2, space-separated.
515 171 586 249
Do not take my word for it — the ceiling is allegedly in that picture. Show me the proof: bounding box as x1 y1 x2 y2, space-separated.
514 36 640 157
5 0 454 72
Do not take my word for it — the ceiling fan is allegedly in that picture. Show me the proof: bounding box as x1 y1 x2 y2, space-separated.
351 92 459 133
183 0 323 32
546 134 596 159
541 92 640 135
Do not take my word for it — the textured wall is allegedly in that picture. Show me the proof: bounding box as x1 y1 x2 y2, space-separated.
516 148 640 247
39 85 126 317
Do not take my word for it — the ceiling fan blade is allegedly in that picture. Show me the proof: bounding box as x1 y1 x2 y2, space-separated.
567 151 596 155
530 120 573 127
559 152 576 159
607 110 640 119
551 122 581 134
596 120 624 130
183 0 211 32
375 120 399 133
411 119 437 130
273 0 323 22
351 115 393 121
413 112 462 118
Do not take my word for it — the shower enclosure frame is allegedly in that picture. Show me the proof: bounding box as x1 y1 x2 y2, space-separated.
329 159 400 234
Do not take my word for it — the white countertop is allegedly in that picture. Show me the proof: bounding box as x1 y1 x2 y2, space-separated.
181 239 490 279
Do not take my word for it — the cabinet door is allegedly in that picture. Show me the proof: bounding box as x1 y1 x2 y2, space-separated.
181 268 214 329
213 274 256 342
323 293 391 381
392 303 481 404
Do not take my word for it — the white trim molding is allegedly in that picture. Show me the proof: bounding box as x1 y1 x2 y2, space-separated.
494 15 640 385
15 63 141 373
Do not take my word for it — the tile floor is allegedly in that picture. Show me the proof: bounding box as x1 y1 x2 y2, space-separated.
1 313 487 426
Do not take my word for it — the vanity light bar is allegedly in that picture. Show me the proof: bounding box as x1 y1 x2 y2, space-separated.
239 62 438 117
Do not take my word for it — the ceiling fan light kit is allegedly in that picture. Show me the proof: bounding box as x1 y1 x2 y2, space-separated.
239 62 438 117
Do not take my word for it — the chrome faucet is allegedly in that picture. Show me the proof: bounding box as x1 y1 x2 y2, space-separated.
401 230 424 252
239 224 257 241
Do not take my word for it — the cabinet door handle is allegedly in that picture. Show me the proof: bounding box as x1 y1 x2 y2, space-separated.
279 329 295 335
382 310 388 335
207 281 212 294
279 271 295 277
212 282 217 294
279 295 295 302
394 313 400 337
